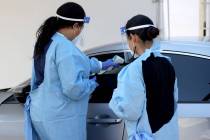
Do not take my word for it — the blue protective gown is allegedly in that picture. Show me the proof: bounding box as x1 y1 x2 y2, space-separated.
109 47 179 140
29 32 101 140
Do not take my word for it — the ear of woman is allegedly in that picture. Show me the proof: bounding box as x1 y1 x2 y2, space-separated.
73 23 82 36
130 34 141 48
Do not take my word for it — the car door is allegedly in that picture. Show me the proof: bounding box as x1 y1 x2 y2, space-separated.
0 92 24 140
87 51 132 140
0 80 30 140
162 51 210 140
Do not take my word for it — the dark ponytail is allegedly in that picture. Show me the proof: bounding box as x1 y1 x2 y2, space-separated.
126 14 159 42
34 17 58 58
33 2 86 58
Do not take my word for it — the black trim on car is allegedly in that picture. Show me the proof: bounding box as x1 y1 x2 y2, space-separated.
162 50 210 59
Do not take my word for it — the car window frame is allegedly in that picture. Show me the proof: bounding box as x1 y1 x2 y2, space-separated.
161 50 210 117
89 49 210 117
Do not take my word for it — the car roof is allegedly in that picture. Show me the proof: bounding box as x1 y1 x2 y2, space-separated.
85 40 210 57
160 40 210 57
84 42 128 55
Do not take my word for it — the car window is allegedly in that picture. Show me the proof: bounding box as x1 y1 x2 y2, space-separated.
2 83 30 104
89 52 129 103
162 53 210 103
2 94 19 104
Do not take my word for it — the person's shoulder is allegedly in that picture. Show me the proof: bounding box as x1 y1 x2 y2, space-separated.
57 38 74 50
130 57 143 72
52 33 74 49
118 60 142 82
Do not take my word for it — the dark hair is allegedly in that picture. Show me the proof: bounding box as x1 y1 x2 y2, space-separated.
126 15 159 42
33 2 86 58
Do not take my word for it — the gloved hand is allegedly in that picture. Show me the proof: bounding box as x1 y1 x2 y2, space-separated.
102 59 119 70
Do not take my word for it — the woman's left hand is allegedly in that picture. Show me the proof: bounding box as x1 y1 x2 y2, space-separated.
102 59 120 70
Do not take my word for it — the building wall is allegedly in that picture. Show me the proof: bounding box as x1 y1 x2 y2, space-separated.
0 0 157 88
169 0 200 39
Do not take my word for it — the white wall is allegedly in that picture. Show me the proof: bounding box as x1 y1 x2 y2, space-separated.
169 0 200 39
0 0 157 88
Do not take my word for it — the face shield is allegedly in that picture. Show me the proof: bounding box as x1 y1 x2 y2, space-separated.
120 26 129 50
120 24 156 59
56 14 90 48
120 24 155 44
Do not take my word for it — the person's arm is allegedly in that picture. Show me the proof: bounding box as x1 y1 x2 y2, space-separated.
89 57 120 74
109 64 146 121
89 57 102 73
56 52 98 101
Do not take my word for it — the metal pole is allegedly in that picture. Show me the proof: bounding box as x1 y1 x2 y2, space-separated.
206 0 210 40
152 0 170 40
152 0 161 29
167 0 170 40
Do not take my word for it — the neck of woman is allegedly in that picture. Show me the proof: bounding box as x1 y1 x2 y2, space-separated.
58 28 75 41
135 41 153 55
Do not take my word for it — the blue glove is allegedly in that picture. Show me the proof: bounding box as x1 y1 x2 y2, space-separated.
102 59 119 70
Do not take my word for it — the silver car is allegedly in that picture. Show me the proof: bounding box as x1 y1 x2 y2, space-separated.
0 40 210 140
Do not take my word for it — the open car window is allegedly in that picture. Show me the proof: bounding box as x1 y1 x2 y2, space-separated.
89 52 130 103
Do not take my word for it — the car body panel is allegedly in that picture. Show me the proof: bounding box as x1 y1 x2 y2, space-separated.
87 104 125 140
0 92 14 104
0 40 210 140
0 104 24 140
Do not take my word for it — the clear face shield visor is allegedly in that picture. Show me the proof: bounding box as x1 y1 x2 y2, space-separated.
56 14 90 49
120 26 129 50
120 27 135 62
120 24 156 45
120 24 159 59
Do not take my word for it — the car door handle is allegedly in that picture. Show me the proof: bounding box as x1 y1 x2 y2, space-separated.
87 118 122 124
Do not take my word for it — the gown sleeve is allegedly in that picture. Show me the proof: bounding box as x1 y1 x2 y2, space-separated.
56 45 98 101
109 62 146 121
89 57 102 73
